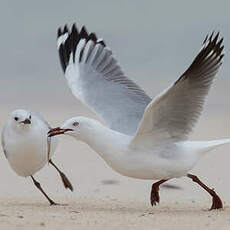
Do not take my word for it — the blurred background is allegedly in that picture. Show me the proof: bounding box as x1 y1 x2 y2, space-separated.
0 0 230 205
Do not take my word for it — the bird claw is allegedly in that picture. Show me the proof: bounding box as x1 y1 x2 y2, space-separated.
49 200 68 206
49 200 59 206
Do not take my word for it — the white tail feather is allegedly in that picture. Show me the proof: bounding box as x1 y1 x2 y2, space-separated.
190 139 230 156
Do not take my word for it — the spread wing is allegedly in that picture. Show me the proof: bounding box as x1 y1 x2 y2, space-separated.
57 24 151 135
132 32 224 143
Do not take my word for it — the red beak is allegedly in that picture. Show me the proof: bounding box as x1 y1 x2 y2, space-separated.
48 127 73 137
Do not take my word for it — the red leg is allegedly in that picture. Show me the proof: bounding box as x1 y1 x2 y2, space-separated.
187 174 223 210
150 179 168 206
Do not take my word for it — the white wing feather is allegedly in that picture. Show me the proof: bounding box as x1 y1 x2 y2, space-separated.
57 24 151 135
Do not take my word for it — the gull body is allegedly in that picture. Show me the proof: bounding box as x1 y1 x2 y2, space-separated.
3 110 57 176
58 117 230 180
1 109 73 205
50 24 226 209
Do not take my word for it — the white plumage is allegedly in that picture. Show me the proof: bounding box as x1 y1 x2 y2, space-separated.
1 109 73 205
2 110 57 176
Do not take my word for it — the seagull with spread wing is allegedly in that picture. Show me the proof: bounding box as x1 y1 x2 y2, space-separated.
49 23 226 210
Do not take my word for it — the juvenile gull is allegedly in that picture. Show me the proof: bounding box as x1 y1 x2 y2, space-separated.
50 24 226 210
1 109 73 205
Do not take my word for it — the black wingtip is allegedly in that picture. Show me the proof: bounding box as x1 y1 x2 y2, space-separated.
71 23 78 34
202 31 224 51
88 33 97 42
57 27 62 37
98 40 106 47
58 44 67 72
212 32 219 44
219 53 224 61
63 24 69 34
209 31 215 41
80 26 88 39
216 37 224 48
175 31 224 85
203 34 208 45
201 31 224 63
57 23 106 72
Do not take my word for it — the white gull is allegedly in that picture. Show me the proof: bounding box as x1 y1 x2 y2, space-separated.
1 109 73 205
49 24 226 210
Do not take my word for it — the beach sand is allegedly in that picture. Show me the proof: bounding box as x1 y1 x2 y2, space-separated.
1 197 230 230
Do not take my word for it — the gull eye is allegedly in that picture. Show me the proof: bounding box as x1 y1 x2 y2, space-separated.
73 121 79 127
29 115 31 119
14 117 19 121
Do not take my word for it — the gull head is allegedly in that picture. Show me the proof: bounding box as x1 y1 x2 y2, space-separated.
48 117 97 140
10 109 32 129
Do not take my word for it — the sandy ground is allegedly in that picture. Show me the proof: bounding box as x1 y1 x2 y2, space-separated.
1 95 230 229
1 197 230 230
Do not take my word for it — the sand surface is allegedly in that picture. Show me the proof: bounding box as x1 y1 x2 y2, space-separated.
1 197 230 230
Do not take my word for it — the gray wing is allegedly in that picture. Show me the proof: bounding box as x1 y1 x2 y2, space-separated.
57 24 151 135
31 111 52 129
132 32 224 142
1 123 8 158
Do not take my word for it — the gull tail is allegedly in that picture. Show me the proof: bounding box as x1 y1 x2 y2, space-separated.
190 139 230 157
